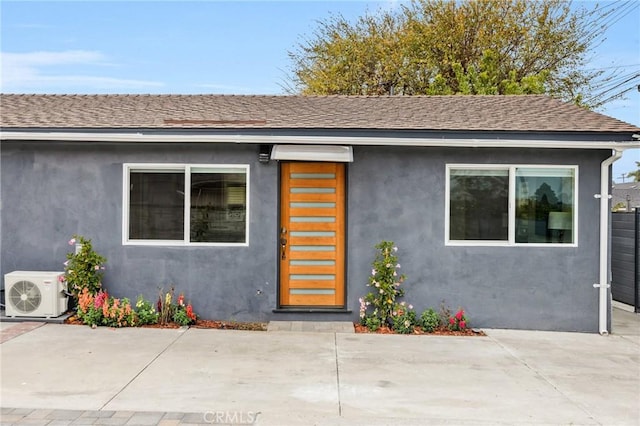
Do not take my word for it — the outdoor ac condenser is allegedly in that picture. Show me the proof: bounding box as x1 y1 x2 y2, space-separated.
4 271 68 318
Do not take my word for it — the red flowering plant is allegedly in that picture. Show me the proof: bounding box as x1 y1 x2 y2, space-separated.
173 292 198 326
157 287 198 326
448 308 469 331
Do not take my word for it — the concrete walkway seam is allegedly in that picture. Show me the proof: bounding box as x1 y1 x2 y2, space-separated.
485 332 599 425
619 334 640 347
98 326 190 411
333 332 343 417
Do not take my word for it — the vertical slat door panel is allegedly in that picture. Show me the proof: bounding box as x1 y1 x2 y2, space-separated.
280 162 345 307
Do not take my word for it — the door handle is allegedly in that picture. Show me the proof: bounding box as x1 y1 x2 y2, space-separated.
280 227 287 260
280 237 287 260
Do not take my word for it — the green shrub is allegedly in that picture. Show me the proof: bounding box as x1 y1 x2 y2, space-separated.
64 235 106 300
391 306 416 334
361 241 406 326
420 308 440 332
135 295 159 325
364 315 382 331
173 305 196 326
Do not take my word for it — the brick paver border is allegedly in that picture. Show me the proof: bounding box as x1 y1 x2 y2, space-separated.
0 322 46 344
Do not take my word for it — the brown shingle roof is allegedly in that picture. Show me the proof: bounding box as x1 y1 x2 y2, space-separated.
1 94 639 133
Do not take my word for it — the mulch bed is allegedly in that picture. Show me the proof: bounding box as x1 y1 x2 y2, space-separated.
354 323 485 336
65 315 481 335
192 319 268 331
64 315 268 331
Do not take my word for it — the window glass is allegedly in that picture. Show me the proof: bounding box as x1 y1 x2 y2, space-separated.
515 168 574 244
449 169 509 241
447 165 577 245
190 172 246 243
126 165 248 245
129 172 184 240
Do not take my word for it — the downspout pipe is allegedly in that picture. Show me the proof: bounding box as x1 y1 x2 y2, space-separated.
595 149 623 335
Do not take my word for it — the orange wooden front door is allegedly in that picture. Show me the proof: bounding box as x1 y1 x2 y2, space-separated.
279 162 345 307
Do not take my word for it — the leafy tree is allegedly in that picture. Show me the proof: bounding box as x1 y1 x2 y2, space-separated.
287 0 619 106
626 161 640 182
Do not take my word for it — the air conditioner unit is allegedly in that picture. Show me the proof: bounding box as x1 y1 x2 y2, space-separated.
4 271 68 318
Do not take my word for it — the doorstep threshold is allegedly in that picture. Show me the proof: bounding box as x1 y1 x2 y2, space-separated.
272 308 352 314
267 321 355 333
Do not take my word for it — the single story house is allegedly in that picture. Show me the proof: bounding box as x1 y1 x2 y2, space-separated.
1 94 639 333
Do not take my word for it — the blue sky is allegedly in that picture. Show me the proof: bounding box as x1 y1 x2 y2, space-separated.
1 0 638 179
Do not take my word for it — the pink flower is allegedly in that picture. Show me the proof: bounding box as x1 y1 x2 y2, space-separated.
455 310 464 321
94 291 108 309
449 317 455 325
459 320 466 329
57 275 65 283
68 238 76 245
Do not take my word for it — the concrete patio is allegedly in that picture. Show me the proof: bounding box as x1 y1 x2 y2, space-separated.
1 308 638 425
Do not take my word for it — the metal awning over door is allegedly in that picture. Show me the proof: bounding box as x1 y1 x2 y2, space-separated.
270 145 353 162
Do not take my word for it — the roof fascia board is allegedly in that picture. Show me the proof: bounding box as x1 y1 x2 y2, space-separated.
0 131 636 150
2 127 636 141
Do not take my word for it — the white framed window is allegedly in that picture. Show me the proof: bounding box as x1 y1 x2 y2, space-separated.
123 164 249 246
446 164 577 246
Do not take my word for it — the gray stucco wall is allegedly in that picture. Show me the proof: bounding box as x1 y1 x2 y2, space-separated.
1 141 609 331
347 146 608 332
1 142 279 322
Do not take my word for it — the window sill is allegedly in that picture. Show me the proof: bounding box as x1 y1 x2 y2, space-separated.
446 241 578 247
123 240 249 247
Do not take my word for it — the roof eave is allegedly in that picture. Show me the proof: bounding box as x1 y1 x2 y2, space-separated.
0 130 637 150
